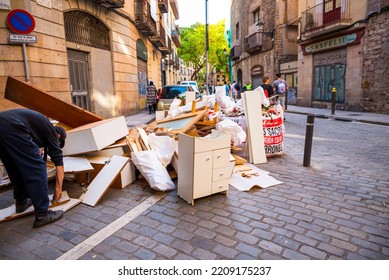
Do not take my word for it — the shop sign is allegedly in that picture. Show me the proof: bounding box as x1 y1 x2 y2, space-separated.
301 29 364 55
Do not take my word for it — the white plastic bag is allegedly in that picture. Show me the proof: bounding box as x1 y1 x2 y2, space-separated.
216 119 247 146
147 133 175 167
131 150 175 191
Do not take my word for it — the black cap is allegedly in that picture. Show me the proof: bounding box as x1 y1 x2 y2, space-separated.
55 126 67 148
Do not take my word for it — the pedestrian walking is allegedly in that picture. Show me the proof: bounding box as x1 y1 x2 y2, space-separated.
0 109 66 228
146 81 157 114
272 73 288 114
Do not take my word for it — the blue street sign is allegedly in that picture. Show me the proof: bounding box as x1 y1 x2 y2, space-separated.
6 9 35 34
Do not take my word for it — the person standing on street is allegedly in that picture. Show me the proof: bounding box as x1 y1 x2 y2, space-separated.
272 73 288 118
260 76 274 98
0 109 66 228
146 80 157 114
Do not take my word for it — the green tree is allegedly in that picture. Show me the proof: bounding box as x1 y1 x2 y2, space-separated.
178 20 229 82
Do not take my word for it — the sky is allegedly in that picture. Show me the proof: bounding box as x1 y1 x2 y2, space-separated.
175 0 231 28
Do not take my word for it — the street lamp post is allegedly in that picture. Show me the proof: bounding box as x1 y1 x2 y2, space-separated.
205 0 209 95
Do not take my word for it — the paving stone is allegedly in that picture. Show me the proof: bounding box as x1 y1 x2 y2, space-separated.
235 243 261 257
211 215 232 226
153 243 177 258
134 248 157 260
293 234 318 247
282 249 310 260
171 239 194 254
299 245 327 259
197 220 218 230
305 230 331 243
32 244 62 259
274 235 301 250
331 238 358 252
235 253 257 260
213 244 239 259
231 221 253 233
317 242 345 257
214 235 237 247
133 236 157 249
172 228 194 241
258 240 283 255
153 232 175 245
234 232 258 245
214 225 236 236
270 227 294 238
175 254 195 260
192 248 216 260
190 235 217 251
156 223 176 234
252 228 275 240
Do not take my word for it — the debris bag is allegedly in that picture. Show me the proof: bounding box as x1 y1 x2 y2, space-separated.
131 150 175 191
262 113 285 157
216 119 247 146
148 133 175 167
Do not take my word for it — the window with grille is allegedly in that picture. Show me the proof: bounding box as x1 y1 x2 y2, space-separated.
64 11 110 51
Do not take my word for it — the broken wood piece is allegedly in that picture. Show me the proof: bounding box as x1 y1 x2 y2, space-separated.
231 154 247 165
241 172 259 177
0 191 70 223
79 155 129 207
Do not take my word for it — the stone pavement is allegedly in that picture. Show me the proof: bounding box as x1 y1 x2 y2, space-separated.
0 106 388 260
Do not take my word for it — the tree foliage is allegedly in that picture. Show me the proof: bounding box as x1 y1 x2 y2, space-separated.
178 20 230 82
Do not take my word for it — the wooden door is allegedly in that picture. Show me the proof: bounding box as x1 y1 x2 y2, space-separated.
323 0 341 25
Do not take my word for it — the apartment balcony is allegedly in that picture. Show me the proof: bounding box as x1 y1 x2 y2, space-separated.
135 0 157 36
171 28 181 47
158 0 169 13
91 0 124 9
244 31 263 54
150 22 171 55
301 0 352 38
230 45 241 60
170 0 179 19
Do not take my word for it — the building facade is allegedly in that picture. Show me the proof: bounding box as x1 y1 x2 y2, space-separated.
0 0 181 117
298 0 389 112
230 0 298 103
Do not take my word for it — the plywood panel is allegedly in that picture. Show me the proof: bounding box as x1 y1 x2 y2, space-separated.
80 155 129 207
0 191 70 223
4 76 103 128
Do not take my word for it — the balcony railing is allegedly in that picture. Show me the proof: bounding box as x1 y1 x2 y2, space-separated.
91 0 124 9
150 21 171 55
230 45 241 60
301 0 351 35
135 0 157 36
171 28 181 47
244 31 263 53
158 0 169 13
170 0 179 19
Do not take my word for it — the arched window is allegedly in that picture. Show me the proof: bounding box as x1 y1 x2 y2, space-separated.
64 11 110 51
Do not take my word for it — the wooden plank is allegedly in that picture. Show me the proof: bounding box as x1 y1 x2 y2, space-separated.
241 91 267 164
80 155 129 207
4 76 103 128
0 191 70 223
63 156 94 174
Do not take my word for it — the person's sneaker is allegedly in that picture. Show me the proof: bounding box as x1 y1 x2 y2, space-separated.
33 210 64 228
15 198 33 213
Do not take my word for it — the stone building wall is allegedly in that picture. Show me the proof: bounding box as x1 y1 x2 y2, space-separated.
362 8 389 113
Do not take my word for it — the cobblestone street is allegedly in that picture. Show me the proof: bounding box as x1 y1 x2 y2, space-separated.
0 112 388 260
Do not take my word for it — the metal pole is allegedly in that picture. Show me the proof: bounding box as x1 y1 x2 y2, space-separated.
303 114 315 167
22 43 30 83
331 87 336 115
205 0 209 95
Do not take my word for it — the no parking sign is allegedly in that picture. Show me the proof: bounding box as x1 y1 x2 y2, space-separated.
6 9 35 34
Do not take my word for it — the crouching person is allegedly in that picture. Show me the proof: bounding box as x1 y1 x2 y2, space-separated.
0 109 66 228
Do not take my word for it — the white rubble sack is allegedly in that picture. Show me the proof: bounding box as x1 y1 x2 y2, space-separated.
147 133 175 167
216 119 247 146
131 150 175 192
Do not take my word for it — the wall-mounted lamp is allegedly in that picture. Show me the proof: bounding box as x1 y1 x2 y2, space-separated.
256 20 274 40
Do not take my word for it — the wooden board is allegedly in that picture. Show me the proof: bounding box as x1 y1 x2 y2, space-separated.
62 116 129 156
0 191 70 223
150 110 207 134
4 76 103 128
241 91 267 164
63 156 94 174
79 155 129 207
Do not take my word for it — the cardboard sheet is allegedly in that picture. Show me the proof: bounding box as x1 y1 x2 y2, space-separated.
229 163 283 191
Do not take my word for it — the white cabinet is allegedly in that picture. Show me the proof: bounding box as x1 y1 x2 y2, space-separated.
178 130 234 205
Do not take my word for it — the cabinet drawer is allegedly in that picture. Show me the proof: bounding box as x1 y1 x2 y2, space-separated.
211 179 229 194
213 148 231 169
212 165 233 182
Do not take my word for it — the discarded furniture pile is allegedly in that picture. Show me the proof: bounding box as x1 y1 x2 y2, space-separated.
0 77 283 223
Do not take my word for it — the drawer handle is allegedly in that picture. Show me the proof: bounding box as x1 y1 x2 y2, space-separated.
218 185 223 189
219 173 224 176
206 157 211 161
217 155 221 159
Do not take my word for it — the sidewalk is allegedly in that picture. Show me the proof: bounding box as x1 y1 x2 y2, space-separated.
124 105 389 128
286 105 389 126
